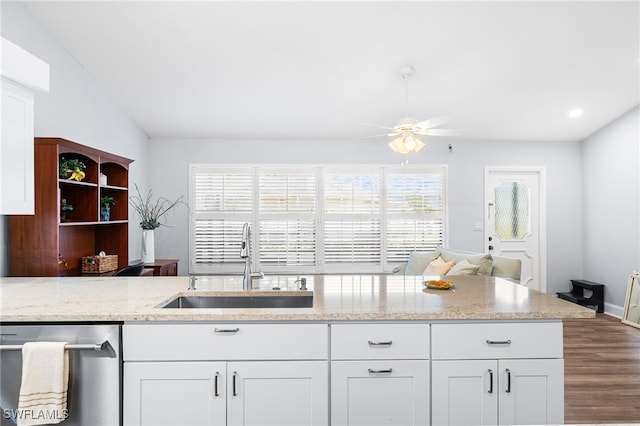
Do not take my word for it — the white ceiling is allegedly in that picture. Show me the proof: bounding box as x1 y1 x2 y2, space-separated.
24 1 640 142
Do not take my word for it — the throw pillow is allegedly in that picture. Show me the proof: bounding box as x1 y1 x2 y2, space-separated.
404 251 440 275
436 247 494 276
423 257 456 275
446 259 480 275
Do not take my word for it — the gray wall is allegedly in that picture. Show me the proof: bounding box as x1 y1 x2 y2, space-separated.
582 106 640 312
3 1 637 314
148 137 583 297
0 1 149 276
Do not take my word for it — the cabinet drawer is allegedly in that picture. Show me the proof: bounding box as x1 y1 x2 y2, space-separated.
123 323 328 361
431 321 562 359
331 324 429 360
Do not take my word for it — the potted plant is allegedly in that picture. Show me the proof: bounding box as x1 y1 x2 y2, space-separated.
129 184 185 263
59 157 86 181
60 198 74 222
100 196 116 221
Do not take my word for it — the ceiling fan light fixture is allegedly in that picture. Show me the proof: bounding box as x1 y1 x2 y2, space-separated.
389 131 425 154
388 137 406 154
414 138 426 152
365 65 459 153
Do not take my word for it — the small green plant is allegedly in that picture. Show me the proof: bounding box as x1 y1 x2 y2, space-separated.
59 157 86 180
100 196 117 208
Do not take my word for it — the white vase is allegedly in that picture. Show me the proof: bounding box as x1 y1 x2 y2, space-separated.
141 229 155 264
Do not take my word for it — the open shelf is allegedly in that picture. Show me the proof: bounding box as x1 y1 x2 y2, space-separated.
8 137 133 276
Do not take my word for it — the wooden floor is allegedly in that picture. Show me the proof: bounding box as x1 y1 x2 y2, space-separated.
563 313 640 424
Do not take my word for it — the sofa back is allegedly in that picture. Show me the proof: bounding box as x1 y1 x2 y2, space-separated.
436 247 522 282
490 255 522 282
396 247 522 282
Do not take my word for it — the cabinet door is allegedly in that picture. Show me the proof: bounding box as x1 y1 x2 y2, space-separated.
124 362 226 426
227 361 328 426
331 360 429 426
498 359 564 425
1 78 34 214
432 360 498 426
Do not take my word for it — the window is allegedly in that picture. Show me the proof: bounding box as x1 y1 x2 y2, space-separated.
385 170 445 263
323 170 381 268
189 164 447 274
494 180 529 239
191 167 253 266
258 169 317 267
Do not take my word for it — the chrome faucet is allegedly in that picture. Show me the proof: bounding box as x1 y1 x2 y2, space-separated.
240 223 262 289
294 277 307 291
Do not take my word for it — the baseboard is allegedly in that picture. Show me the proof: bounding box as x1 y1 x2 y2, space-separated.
604 302 624 319
553 292 624 318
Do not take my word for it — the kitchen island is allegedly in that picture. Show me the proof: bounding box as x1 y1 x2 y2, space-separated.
0 275 594 426
0 274 593 322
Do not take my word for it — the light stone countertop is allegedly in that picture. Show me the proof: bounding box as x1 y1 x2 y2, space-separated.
0 274 595 322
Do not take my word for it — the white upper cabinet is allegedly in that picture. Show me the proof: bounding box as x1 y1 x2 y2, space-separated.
1 37 49 215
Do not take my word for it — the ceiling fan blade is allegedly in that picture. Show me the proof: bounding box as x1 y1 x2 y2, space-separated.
352 133 395 140
424 128 467 136
415 115 450 130
362 122 396 131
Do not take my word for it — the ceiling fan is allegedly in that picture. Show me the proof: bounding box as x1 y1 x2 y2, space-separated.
363 65 465 154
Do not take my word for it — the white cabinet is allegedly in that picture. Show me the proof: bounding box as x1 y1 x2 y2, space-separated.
1 77 34 214
332 360 429 426
431 322 564 426
497 359 563 425
123 320 565 426
0 37 49 214
124 360 328 426
227 361 328 426
432 359 563 426
330 324 430 426
124 362 226 426
123 323 328 361
123 324 329 426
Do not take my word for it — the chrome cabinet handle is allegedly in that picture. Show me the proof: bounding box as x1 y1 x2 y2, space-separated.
214 372 220 397
368 368 393 374
488 369 494 394
505 368 512 393
368 340 393 346
232 371 238 396
214 328 240 334
486 339 511 345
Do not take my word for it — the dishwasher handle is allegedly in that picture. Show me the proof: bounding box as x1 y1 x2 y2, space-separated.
0 340 115 355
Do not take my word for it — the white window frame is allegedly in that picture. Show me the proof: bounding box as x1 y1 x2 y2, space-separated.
189 164 448 275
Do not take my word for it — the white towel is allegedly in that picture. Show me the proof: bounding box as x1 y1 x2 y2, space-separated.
17 342 69 426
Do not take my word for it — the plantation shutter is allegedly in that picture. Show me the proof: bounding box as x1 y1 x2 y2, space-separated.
323 172 382 265
189 164 447 273
257 170 317 267
191 167 253 266
385 169 445 262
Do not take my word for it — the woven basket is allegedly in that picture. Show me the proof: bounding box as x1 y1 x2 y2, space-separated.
82 255 118 273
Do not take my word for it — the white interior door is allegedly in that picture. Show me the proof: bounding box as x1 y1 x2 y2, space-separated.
485 167 546 292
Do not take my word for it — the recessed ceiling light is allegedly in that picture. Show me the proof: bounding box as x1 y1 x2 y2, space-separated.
567 109 583 118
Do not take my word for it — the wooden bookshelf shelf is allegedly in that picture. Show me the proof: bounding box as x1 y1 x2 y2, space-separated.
9 137 133 276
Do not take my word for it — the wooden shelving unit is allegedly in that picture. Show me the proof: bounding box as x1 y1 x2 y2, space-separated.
8 138 133 276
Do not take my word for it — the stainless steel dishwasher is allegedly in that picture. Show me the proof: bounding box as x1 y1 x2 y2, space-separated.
0 323 121 425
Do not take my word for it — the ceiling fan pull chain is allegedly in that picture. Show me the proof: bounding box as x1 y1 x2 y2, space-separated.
404 71 410 119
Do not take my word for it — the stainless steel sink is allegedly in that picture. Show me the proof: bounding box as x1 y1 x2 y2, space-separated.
160 293 313 309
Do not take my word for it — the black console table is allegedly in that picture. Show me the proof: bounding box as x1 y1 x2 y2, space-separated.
557 279 605 313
